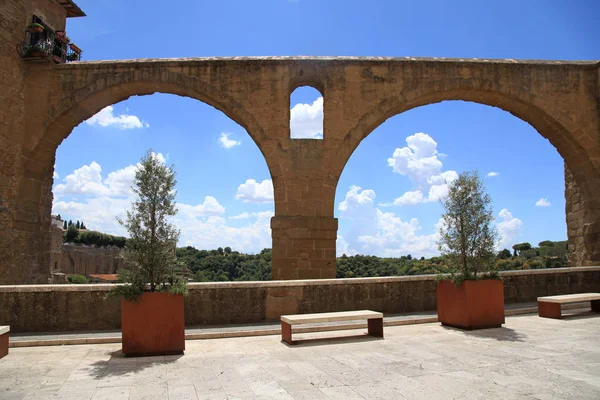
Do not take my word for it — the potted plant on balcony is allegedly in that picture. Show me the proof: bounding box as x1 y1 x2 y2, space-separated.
436 170 505 330
25 23 44 33
108 149 187 356
55 31 70 44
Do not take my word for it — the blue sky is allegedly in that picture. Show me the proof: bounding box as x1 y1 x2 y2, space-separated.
52 0 599 257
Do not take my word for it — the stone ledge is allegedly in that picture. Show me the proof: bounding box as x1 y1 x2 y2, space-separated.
0 266 598 292
53 56 600 71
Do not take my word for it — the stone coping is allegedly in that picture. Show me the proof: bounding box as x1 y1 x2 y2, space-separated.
537 293 600 303
0 326 9 335
56 56 600 70
0 266 598 293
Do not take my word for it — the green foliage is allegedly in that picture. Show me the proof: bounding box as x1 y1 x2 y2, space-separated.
438 171 499 281
107 149 187 301
63 220 67 229
68 274 88 284
65 224 79 243
74 230 126 247
177 246 272 281
497 249 512 259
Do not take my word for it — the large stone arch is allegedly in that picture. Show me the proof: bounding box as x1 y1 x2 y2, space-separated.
330 86 600 267
15 70 282 284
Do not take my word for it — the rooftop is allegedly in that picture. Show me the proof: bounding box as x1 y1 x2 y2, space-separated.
1 312 599 399
57 0 86 18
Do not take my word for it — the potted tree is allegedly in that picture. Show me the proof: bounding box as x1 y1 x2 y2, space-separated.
108 150 187 356
436 171 505 330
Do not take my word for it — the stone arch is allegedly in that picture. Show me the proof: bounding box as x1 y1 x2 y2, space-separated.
15 71 282 282
331 87 600 267
333 88 599 199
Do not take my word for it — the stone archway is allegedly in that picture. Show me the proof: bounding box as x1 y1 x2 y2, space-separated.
13 69 281 284
329 87 600 268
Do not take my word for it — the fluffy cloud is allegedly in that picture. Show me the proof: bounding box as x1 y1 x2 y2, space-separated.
218 133 241 149
229 211 274 220
290 97 323 139
53 153 166 199
338 185 523 258
53 171 59 180
177 197 226 218
385 133 457 205
85 106 149 129
535 198 551 207
337 185 441 258
52 161 275 253
487 172 500 177
496 208 523 250
235 179 274 203
54 162 110 197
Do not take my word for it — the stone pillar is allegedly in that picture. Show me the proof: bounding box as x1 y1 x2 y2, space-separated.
565 164 600 266
271 216 338 280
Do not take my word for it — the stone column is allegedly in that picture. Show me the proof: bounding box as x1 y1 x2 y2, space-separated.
565 164 600 266
271 216 338 280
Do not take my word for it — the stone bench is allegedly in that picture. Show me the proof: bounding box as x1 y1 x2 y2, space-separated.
537 293 600 319
280 310 383 345
0 326 9 359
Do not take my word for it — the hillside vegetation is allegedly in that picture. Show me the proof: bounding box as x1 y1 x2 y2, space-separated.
176 240 568 282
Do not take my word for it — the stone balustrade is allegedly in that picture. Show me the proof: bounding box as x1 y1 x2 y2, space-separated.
0 266 599 333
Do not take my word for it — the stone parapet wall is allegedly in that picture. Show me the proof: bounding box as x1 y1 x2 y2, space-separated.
1 267 599 333
57 244 128 276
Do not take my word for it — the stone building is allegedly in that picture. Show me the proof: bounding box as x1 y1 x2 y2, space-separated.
0 0 599 284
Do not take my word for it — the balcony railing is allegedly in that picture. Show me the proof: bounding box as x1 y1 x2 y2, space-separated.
18 39 82 63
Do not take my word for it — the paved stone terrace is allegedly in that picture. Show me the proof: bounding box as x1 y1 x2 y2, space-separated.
2 313 600 399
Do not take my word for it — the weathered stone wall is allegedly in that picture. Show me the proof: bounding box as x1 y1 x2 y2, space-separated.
58 244 128 276
0 0 69 285
565 165 600 266
1 267 598 333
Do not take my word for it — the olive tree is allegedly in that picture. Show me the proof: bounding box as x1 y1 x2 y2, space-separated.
438 171 500 283
109 149 186 300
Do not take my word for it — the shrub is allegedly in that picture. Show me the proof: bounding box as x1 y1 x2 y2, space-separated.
68 274 88 284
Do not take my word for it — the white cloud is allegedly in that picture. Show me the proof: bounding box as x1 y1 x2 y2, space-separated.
290 97 323 139
177 197 226 218
338 185 376 212
229 211 274 220
337 185 441 258
338 185 525 258
218 133 241 149
535 198 551 207
496 208 523 250
53 171 59 180
85 106 149 130
487 172 500 177
235 179 274 203
54 162 110 197
52 161 275 254
384 133 457 205
53 153 166 199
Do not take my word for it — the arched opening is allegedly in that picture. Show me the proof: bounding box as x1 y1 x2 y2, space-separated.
289 86 324 139
45 92 275 282
335 100 569 277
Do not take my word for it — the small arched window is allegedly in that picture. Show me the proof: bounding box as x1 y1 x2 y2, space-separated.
290 86 323 139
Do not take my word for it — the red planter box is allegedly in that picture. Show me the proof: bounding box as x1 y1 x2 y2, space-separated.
121 292 185 356
437 279 505 330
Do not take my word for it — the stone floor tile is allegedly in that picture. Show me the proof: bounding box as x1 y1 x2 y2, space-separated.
90 385 131 400
167 384 199 400
350 382 406 400
129 382 168 400
290 388 330 399
319 386 365 399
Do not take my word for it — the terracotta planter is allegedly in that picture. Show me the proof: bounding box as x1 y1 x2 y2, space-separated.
121 292 185 356
437 279 505 330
